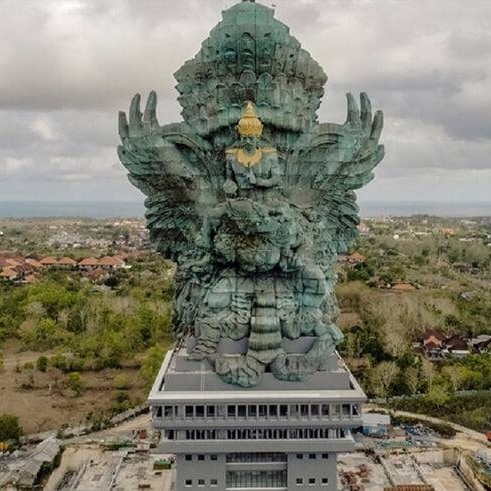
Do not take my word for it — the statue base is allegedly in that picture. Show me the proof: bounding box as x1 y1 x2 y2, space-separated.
149 337 366 491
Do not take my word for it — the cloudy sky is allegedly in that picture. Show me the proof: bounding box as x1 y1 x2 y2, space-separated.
0 0 490 203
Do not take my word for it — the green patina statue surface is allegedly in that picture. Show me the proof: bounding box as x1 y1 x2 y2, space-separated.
117 0 385 388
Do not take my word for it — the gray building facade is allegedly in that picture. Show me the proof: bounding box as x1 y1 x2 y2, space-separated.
149 339 365 491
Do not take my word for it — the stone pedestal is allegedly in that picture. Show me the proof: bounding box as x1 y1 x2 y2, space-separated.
149 338 366 491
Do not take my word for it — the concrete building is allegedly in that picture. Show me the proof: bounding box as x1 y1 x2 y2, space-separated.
149 340 365 491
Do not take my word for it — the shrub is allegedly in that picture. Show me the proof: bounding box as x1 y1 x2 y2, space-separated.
36 356 48 372
0 414 23 442
67 372 84 396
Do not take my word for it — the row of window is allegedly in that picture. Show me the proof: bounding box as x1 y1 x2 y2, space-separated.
183 476 329 487
184 479 217 487
296 477 329 486
156 403 359 420
182 452 329 463
179 427 346 440
184 454 218 461
226 470 286 488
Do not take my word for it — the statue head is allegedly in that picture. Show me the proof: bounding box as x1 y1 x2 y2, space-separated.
237 102 263 153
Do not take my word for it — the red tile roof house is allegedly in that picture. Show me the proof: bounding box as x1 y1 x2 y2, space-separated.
0 267 18 281
98 256 125 271
39 256 58 266
347 252 366 264
78 257 99 271
57 257 77 268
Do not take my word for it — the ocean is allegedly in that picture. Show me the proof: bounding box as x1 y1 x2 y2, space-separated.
0 201 490 219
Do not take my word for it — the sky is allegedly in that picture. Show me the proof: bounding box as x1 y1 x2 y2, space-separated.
0 0 490 203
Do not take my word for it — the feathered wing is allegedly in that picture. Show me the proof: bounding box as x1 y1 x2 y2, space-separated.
118 92 216 261
285 93 384 260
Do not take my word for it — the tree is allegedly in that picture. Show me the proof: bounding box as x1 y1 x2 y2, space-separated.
140 346 166 387
426 383 450 408
0 414 23 442
68 372 84 396
369 361 399 400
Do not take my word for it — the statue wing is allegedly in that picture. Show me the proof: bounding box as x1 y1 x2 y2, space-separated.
118 92 217 260
286 92 384 257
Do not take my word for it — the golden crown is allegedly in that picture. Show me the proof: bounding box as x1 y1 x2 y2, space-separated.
237 102 263 137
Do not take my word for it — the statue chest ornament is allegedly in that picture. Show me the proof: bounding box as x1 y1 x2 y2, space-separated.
236 148 263 167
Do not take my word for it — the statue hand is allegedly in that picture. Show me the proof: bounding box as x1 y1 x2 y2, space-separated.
223 179 238 197
338 92 383 162
119 92 163 148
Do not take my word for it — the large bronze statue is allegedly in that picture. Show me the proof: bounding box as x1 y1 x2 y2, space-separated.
118 0 384 387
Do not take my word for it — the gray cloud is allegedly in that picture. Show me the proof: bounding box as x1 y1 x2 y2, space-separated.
0 0 490 202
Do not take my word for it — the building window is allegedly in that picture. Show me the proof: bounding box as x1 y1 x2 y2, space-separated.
228 405 236 417
310 405 319 416
207 406 215 417
342 404 351 417
198 479 205 486
322 453 329 459
279 405 288 417
259 404 267 417
309 478 316 485
322 478 328 485
185 479 192 486
301 404 309 416
238 405 247 417
269 405 278 417
296 478 303 484
211 479 218 486
211 454 218 461
185 455 192 461
196 405 205 418
164 405 173 417
156 406 163 417
198 454 205 461
296 453 303 459
185 405 194 418
321 404 329 416
309 453 316 459
248 405 257 417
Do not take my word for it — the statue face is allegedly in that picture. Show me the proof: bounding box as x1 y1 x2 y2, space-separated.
240 135 258 153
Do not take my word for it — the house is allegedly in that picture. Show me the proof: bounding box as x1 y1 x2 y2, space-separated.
346 252 365 264
422 330 445 348
78 257 99 270
39 256 57 267
0 267 18 281
471 335 491 354
98 255 125 271
57 257 77 268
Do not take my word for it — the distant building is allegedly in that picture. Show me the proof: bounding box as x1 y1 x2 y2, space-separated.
361 413 390 437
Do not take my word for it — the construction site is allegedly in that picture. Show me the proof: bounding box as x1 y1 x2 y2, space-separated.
1 412 491 490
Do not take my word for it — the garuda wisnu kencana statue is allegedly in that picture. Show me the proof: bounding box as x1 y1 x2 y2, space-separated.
118 0 384 388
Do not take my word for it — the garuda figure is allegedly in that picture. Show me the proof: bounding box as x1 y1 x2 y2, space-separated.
118 0 384 388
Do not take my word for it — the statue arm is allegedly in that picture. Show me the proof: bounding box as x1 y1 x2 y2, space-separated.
223 154 238 196
255 152 281 188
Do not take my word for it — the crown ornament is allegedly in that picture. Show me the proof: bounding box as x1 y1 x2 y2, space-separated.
237 102 263 137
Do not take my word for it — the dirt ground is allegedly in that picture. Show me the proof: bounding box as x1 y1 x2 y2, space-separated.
0 340 147 434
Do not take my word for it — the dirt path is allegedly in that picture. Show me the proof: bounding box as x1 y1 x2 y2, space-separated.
369 404 491 456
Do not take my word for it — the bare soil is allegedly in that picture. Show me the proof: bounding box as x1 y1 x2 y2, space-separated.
0 340 147 434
